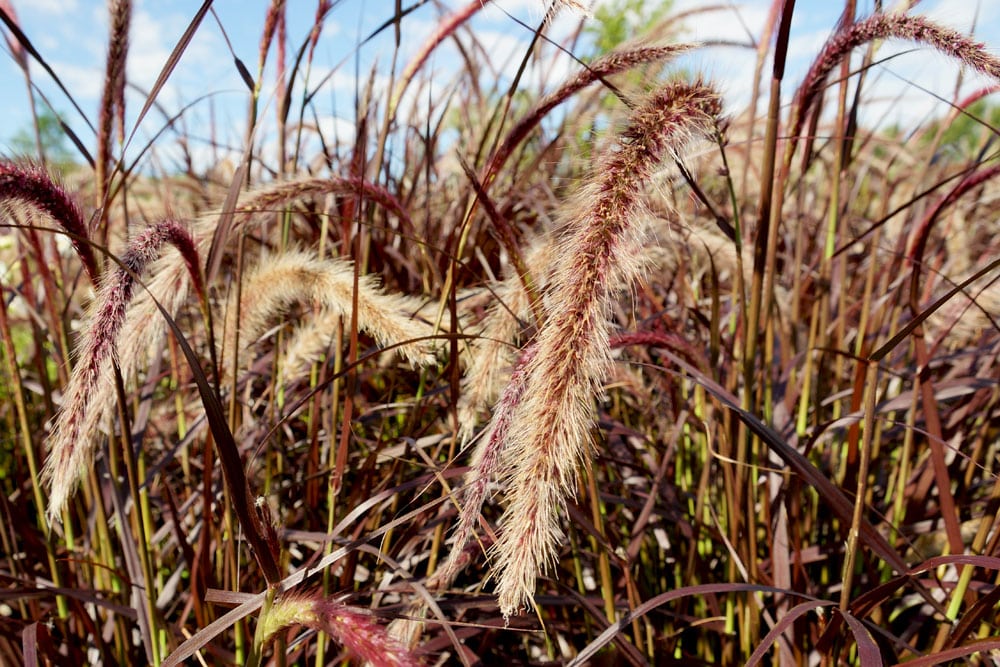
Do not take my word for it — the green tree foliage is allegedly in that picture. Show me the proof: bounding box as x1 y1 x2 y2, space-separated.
9 106 76 169
924 99 1000 161
571 0 679 169
586 0 674 56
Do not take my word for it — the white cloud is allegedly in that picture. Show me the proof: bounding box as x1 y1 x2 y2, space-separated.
22 0 77 14
482 0 550 25
297 112 357 151
47 60 103 100
674 0 771 44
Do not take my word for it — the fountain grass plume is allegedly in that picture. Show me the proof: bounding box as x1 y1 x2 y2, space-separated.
483 79 721 618
257 0 285 79
791 13 1000 152
277 296 438 387
276 286 468 383
116 176 413 406
0 161 98 282
235 176 412 228
487 42 693 179
44 218 201 519
441 343 538 586
308 1 333 62
224 249 438 379
259 592 422 667
456 237 552 442
96 0 130 200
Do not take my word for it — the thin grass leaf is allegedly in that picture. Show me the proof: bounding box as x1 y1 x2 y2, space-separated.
569 583 824 667
746 600 836 667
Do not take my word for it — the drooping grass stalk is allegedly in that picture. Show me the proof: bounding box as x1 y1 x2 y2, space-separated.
453 43 697 441
483 80 721 617
114 176 407 411
224 249 438 375
907 164 1000 283
0 161 98 282
237 176 413 228
44 218 202 518
789 13 1000 164
441 343 537 585
454 47 698 383
485 42 694 182
0 162 106 626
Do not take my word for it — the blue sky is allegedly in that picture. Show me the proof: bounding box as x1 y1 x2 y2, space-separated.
0 0 998 170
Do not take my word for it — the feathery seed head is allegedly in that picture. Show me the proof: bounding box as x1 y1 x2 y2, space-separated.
483 79 721 618
44 219 200 519
0 161 98 282
226 250 437 382
443 343 538 585
491 42 695 178
96 0 131 192
308 1 333 60
260 593 421 666
793 13 1000 145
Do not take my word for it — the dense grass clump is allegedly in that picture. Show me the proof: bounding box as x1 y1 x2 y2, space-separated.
1 1 1000 664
